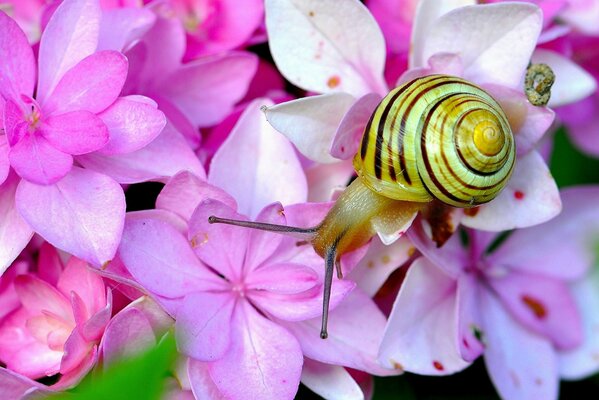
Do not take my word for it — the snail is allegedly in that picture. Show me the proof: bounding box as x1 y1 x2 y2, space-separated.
209 74 516 339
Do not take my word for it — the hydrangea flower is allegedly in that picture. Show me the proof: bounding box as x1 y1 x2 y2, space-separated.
0 243 112 389
0 0 171 271
379 187 599 399
116 100 394 399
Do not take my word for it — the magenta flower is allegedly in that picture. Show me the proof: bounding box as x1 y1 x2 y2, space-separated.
378 187 599 399
0 243 111 389
0 0 173 271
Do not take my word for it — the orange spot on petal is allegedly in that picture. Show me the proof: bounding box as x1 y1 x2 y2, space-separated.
433 361 444 371
327 75 341 88
521 295 547 319
514 190 525 200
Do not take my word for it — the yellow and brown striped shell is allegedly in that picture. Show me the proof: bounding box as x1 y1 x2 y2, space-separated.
354 75 515 208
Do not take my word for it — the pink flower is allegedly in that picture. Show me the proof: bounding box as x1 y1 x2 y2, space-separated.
0 243 112 389
0 0 175 271
379 186 599 399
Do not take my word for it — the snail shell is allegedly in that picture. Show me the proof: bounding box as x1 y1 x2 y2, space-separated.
354 74 515 208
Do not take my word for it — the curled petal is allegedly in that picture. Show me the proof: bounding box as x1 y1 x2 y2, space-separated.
265 0 387 96
264 94 355 164
15 167 125 266
461 151 561 231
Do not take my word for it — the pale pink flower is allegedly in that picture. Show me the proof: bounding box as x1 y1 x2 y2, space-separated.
0 243 112 390
379 187 599 399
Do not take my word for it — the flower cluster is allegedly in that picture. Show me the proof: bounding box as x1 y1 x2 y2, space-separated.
0 0 598 399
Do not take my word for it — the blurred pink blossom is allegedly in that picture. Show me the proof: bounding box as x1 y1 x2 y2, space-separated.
0 243 112 390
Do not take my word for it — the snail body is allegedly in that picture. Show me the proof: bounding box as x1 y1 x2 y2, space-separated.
209 75 515 339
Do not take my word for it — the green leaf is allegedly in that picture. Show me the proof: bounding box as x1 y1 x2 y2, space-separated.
550 127 599 188
50 332 178 400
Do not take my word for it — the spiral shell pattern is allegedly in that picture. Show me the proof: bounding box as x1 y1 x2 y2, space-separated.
354 75 515 208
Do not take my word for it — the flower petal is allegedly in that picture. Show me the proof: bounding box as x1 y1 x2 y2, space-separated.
119 215 224 299
0 172 33 274
209 99 307 218
15 274 71 319
159 52 258 128
97 7 156 52
208 301 303 400
265 0 387 96
77 123 205 184
379 257 469 375
532 49 597 107
175 292 235 361
57 257 105 315
96 96 166 155
330 93 381 160
188 359 227 400
243 202 286 273
461 150 561 231
422 3 542 89
301 358 363 400
481 288 558 400
9 133 73 185
0 10 35 100
305 160 355 202
0 368 50 399
410 0 475 68
15 167 125 266
42 51 128 116
37 0 101 103
0 135 10 186
41 111 109 155
283 288 393 376
157 172 235 222
247 263 318 294
264 94 356 164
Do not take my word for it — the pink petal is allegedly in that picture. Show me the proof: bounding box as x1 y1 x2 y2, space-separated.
42 51 127 116
243 202 286 273
175 292 235 361
209 99 307 218
409 0 475 68
349 236 413 296
15 274 71 320
188 200 249 283
37 0 101 104
208 301 303 400
330 93 381 160
100 307 156 369
559 93 599 156
265 0 387 96
483 84 555 156
264 94 356 163
188 359 227 400
119 215 224 299
76 123 205 184
0 10 35 100
53 344 98 390
3 99 24 147
15 167 125 267
97 7 156 52
301 359 364 400
0 368 51 399
0 135 10 185
80 290 111 342
532 49 597 107
461 150 561 231
60 328 92 375
9 133 73 185
491 187 599 280
0 172 33 273
282 289 393 376
156 171 235 222
41 110 109 155
305 160 355 202
247 263 318 294
560 269 599 379
57 258 106 315
421 3 541 89
96 96 166 155
481 288 558 400
159 52 258 128
379 257 470 375
489 271 582 350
